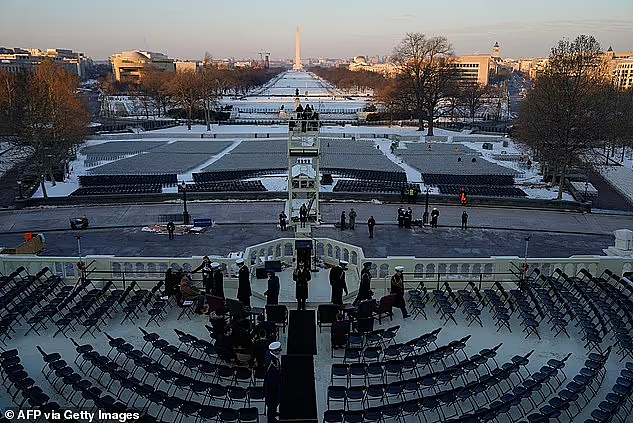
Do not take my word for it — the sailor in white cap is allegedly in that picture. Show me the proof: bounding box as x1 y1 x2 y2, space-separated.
265 341 282 420
211 262 224 298
329 259 349 305
354 262 374 306
391 266 409 318
236 258 251 307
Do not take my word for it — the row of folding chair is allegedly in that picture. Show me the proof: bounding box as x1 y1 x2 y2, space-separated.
325 349 534 422
554 272 608 353
66 341 263 421
52 281 116 338
584 362 633 423
450 349 577 422
520 348 612 423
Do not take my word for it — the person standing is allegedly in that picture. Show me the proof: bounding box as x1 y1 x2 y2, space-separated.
340 211 346 230
367 215 376 238
299 204 307 228
431 208 440 228
292 261 311 311
193 256 214 295
329 260 348 305
397 206 404 228
264 341 283 422
279 211 287 231
166 221 175 240
348 208 357 230
265 270 280 305
211 262 224 298
353 262 373 306
391 266 409 318
236 258 251 307
405 207 413 228
461 211 469 230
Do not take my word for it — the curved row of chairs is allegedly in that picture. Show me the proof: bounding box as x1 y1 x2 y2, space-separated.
438 184 528 197
186 181 267 193
323 168 407 183
333 180 416 194
422 174 515 187
79 174 177 187
70 184 163 196
193 169 285 183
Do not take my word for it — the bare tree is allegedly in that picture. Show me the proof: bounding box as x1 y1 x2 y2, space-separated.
458 82 490 122
516 35 614 199
140 66 173 117
167 70 200 130
391 33 456 134
199 58 222 131
1 61 89 197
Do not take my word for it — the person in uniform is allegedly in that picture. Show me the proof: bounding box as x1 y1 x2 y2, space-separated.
236 258 251 307
329 260 348 305
340 210 346 230
265 270 280 305
193 256 214 295
431 208 440 228
166 221 175 240
292 261 311 310
353 262 373 306
405 207 413 228
264 341 282 422
391 266 409 318
461 210 469 230
211 262 224 298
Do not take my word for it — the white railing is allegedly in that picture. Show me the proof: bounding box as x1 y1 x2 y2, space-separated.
1 238 631 291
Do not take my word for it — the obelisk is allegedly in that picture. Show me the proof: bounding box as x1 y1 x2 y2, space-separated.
293 26 303 71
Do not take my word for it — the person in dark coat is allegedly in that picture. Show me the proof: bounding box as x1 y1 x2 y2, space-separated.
348 208 357 230
236 258 251 307
461 210 469 230
192 256 214 294
340 211 346 230
367 216 376 238
397 206 404 227
265 270 280 305
278 211 287 231
404 207 412 228
431 208 440 228
264 341 282 422
292 261 311 310
166 221 175 240
391 266 409 318
211 262 224 298
329 260 348 305
353 262 373 306
299 204 308 228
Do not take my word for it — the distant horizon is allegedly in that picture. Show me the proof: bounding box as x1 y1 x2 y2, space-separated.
1 0 631 61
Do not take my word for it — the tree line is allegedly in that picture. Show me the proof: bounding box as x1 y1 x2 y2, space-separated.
516 35 633 199
101 59 282 130
0 61 89 198
313 34 507 135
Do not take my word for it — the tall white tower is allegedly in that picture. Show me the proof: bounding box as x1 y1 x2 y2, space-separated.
293 27 303 71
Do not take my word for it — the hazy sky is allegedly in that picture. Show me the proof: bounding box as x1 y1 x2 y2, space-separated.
1 0 632 60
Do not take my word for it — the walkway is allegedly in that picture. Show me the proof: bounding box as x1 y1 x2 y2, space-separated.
280 310 318 422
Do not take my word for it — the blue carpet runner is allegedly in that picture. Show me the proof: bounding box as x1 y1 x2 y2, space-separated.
279 310 318 422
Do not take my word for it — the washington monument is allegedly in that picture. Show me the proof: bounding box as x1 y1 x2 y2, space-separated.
293 26 303 71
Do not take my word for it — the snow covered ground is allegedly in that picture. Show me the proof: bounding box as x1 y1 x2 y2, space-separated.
30 122 574 201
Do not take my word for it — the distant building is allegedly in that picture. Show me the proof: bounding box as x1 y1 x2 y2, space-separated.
0 47 92 78
111 50 175 83
174 61 201 73
450 55 493 85
605 48 633 89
